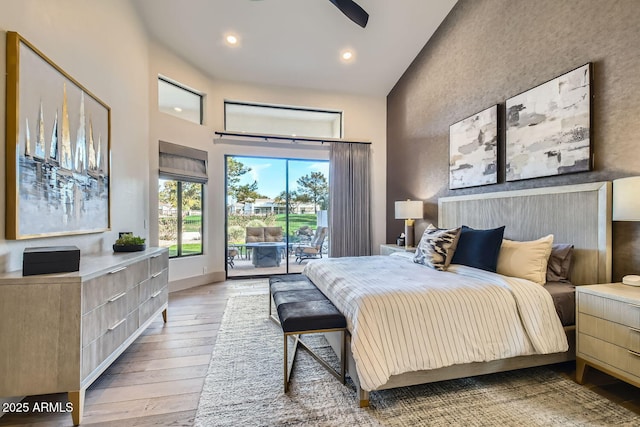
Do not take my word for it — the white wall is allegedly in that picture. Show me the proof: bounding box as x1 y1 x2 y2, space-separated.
0 0 149 272
0 4 386 281
148 42 387 285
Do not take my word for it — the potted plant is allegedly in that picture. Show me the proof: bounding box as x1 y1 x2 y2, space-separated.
113 234 146 252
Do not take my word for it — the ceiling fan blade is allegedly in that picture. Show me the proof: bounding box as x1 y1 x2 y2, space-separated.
328 0 369 28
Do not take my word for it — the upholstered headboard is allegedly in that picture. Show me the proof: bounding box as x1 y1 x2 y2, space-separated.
438 182 612 285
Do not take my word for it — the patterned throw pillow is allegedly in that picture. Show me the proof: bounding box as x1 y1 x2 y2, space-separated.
414 225 462 271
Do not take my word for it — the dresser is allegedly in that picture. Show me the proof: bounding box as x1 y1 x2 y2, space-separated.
380 243 415 256
576 283 640 388
0 248 168 425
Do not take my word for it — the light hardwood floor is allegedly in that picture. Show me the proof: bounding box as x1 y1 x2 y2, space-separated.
1 278 639 426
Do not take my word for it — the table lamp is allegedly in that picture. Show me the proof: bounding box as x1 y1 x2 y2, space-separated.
612 176 640 286
395 200 423 247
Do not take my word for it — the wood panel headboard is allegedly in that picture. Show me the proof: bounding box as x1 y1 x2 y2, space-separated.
438 182 612 285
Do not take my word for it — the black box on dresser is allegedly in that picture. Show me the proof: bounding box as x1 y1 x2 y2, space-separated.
22 246 81 276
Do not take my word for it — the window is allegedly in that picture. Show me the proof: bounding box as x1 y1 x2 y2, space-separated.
158 141 208 258
159 180 203 258
224 101 342 138
158 77 203 125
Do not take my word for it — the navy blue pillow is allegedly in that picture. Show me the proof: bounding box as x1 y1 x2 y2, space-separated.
450 225 505 272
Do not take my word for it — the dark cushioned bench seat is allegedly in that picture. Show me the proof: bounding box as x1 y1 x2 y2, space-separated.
269 274 347 392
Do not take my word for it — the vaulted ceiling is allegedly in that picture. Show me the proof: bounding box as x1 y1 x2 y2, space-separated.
133 0 457 96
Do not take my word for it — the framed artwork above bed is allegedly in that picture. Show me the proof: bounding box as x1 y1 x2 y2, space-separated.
449 105 498 189
505 63 592 182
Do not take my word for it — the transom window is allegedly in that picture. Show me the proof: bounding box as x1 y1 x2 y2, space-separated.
158 77 203 125
224 101 342 139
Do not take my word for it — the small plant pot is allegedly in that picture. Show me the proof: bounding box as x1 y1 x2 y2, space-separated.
113 244 146 253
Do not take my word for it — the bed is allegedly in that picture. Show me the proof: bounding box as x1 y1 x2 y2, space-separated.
303 182 612 406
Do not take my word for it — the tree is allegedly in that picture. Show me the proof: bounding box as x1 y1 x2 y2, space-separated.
274 190 312 213
273 191 290 212
227 157 259 203
159 181 202 213
296 172 328 213
234 183 263 204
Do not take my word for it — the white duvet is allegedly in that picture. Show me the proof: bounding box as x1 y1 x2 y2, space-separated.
303 253 568 391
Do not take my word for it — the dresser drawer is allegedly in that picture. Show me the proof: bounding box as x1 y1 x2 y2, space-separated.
82 259 149 314
150 251 168 276
82 309 139 379
139 269 168 304
578 292 640 328
82 287 139 347
578 312 640 352
139 286 168 326
579 333 640 380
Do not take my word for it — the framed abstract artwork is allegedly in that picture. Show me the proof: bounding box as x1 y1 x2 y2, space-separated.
505 63 592 182
5 32 111 239
449 105 498 189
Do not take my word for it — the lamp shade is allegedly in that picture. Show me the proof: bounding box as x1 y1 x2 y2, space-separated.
395 200 423 219
613 177 640 221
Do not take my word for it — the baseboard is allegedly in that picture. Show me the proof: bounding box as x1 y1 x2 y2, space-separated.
169 271 225 293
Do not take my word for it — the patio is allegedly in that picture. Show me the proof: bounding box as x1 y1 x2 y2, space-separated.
226 248 311 276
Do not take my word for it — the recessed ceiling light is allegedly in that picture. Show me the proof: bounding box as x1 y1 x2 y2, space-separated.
225 34 239 46
340 49 355 62
173 107 183 112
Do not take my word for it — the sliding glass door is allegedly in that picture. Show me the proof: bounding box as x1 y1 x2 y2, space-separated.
225 155 329 278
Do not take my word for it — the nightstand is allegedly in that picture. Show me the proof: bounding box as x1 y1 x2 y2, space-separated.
576 283 640 388
380 244 415 256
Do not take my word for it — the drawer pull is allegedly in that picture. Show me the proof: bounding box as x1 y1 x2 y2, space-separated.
108 266 127 274
108 318 126 331
151 290 163 298
630 303 640 309
630 327 640 334
629 349 640 358
151 254 161 259
108 292 126 303
151 271 163 278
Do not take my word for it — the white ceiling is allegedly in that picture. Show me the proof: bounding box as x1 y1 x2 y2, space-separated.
132 0 458 97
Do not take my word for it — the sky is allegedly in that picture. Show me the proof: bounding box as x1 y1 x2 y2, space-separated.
231 156 329 199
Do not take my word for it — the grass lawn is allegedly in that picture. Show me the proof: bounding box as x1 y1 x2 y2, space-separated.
169 242 202 257
273 213 318 232
183 215 201 232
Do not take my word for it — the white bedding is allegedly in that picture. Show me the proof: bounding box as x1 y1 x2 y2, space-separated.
303 253 569 391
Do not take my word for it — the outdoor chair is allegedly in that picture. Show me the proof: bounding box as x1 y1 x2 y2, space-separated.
264 226 284 242
227 247 239 268
294 226 328 264
295 226 314 244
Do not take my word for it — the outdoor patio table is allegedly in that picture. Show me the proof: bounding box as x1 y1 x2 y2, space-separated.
245 242 287 267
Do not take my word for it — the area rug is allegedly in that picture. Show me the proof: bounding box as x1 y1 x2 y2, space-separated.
194 295 639 426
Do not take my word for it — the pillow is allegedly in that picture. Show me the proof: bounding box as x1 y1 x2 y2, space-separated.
496 234 554 285
546 243 574 283
413 224 461 271
450 225 505 272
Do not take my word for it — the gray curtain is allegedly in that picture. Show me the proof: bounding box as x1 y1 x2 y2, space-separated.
329 142 371 257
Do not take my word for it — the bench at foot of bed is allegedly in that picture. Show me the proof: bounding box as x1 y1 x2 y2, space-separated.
269 274 348 393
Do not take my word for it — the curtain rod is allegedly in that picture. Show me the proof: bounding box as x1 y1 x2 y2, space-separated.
214 131 371 145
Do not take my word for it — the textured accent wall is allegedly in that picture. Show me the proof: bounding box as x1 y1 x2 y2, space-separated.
387 0 640 281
